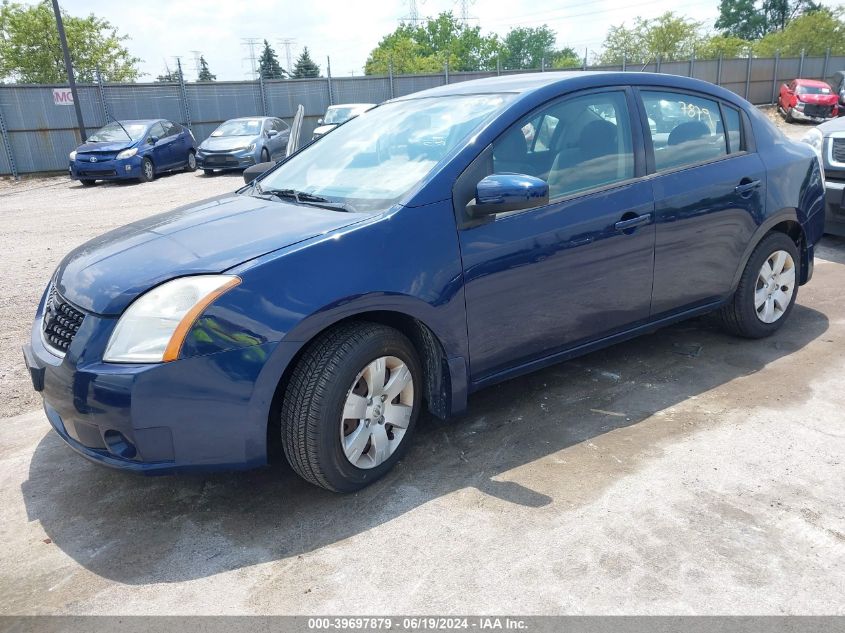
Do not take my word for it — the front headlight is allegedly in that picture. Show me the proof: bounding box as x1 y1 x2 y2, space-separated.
800 127 824 162
116 147 138 160
69 151 76 160
103 275 241 363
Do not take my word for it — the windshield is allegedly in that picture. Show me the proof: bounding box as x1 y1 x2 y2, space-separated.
211 119 262 137
324 106 364 124
87 122 147 142
258 94 512 213
796 85 831 95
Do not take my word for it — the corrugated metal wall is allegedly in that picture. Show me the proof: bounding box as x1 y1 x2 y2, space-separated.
2 55 844 176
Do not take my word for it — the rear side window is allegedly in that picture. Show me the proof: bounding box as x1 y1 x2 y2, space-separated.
641 91 728 171
722 105 742 153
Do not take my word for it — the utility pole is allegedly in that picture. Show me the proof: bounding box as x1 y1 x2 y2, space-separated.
241 37 261 79
50 0 86 140
278 38 296 75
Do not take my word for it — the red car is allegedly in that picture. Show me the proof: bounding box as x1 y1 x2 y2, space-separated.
779 78 839 122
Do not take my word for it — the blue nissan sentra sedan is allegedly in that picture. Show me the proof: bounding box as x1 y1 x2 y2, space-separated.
26 72 825 492
69 119 197 185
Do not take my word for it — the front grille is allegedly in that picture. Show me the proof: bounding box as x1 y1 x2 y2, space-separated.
832 138 845 164
803 104 833 118
79 169 116 177
42 286 85 355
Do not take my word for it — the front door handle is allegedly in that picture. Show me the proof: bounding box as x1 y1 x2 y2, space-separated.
614 213 652 232
735 179 761 196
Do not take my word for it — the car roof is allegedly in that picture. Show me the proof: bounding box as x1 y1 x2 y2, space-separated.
113 119 161 125
227 116 268 121
328 103 375 108
394 71 749 108
794 78 830 86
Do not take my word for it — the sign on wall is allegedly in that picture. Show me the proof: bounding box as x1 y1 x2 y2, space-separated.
52 88 74 106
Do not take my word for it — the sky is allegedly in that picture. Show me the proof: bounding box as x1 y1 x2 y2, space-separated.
61 0 831 81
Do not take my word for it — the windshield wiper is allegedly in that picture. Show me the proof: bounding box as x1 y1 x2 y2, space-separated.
253 186 352 212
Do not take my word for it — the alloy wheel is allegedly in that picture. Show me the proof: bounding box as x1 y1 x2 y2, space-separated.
755 249 795 323
340 356 414 469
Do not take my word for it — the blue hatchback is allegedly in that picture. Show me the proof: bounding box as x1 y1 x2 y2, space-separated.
27 72 825 492
69 119 197 185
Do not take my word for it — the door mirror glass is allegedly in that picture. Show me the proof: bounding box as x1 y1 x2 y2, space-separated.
243 162 275 185
268 129 278 137
468 174 548 217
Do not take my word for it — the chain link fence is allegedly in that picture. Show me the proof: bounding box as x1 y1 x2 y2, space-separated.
1 53 844 177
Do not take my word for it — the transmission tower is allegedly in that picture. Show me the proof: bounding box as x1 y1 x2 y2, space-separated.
241 37 261 79
190 50 202 79
277 38 297 75
455 0 476 25
402 0 423 24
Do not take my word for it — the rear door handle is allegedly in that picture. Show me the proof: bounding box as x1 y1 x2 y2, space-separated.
614 213 652 232
735 179 761 195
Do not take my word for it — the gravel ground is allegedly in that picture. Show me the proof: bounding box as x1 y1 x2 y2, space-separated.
0 170 243 418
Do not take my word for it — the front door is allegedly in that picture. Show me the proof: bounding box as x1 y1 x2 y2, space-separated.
459 89 657 381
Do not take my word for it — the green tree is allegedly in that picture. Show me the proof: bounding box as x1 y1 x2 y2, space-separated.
258 39 285 79
292 46 320 78
696 34 751 58
197 55 215 81
754 8 845 56
500 25 579 70
364 12 500 75
0 0 140 83
715 0 822 40
600 12 701 64
155 67 180 83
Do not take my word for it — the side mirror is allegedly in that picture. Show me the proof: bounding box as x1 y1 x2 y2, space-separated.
467 174 549 217
317 118 323 125
243 161 276 185
148 136 159 145
268 129 278 137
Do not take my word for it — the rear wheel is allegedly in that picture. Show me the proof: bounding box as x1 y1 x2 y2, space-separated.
281 322 422 492
138 157 155 183
184 151 197 172
716 232 799 338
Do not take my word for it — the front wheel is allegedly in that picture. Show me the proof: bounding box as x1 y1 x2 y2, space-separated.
281 322 422 492
716 232 799 338
138 157 155 183
785 107 794 123
260 148 270 163
79 179 96 187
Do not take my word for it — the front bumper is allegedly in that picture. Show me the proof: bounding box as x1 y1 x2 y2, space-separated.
823 179 845 235
197 150 258 171
23 292 286 474
70 155 143 181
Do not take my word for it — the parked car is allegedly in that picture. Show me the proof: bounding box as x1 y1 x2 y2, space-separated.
311 103 375 140
827 70 845 113
68 119 197 185
196 117 289 174
801 118 845 235
25 72 825 492
778 78 838 122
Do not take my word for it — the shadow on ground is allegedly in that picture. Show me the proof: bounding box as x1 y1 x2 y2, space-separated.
21 300 829 584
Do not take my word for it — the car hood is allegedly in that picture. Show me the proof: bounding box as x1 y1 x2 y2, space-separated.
312 124 337 137
76 140 136 154
817 116 845 134
201 136 259 151
798 94 838 106
54 193 369 315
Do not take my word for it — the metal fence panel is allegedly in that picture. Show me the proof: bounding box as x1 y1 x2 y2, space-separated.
1 55 842 176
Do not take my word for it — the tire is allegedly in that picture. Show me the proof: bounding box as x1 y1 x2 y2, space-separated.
184 151 197 172
138 157 155 183
716 232 800 338
785 107 794 123
203 169 215 176
260 148 270 163
79 179 96 187
281 322 422 492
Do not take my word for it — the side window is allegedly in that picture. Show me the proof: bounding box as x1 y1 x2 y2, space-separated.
722 105 742 154
148 122 165 141
492 90 634 201
274 118 289 132
641 91 727 172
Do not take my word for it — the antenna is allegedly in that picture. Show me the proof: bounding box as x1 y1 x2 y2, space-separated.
241 37 261 79
277 38 297 75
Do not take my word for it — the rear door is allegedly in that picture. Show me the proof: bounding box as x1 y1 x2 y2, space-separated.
637 89 766 316
159 121 185 168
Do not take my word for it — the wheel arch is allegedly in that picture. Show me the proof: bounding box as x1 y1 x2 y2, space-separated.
730 210 808 292
265 309 454 463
